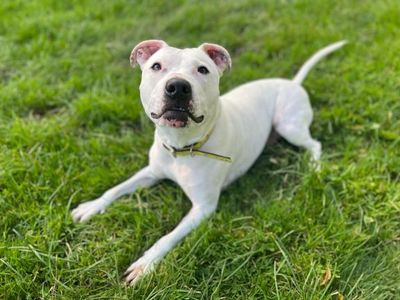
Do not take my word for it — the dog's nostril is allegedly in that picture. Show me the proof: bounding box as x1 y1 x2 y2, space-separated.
166 84 176 94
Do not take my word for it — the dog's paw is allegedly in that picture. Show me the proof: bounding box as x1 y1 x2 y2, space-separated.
310 159 321 172
71 198 107 222
123 257 155 286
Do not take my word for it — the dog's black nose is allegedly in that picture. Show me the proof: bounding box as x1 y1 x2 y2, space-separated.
165 78 192 101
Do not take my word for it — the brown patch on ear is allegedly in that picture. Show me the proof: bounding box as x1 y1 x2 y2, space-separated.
130 40 168 68
199 43 232 75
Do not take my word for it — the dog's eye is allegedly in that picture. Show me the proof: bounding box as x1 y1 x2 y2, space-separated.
197 66 209 74
151 63 162 71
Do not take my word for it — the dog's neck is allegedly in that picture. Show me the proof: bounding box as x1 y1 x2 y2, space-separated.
155 102 221 149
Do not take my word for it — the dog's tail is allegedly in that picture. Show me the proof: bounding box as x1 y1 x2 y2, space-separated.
292 40 347 85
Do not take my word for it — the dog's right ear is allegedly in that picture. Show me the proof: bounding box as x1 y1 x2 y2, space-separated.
130 40 168 68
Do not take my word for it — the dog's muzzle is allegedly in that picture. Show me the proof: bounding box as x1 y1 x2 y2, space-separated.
150 78 204 127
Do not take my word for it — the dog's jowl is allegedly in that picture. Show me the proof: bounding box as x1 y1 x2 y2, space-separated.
72 40 346 285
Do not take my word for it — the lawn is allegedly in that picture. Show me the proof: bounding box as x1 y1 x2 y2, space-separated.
0 0 399 299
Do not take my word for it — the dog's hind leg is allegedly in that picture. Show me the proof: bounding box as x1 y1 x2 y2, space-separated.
275 122 321 162
273 84 321 165
71 166 160 222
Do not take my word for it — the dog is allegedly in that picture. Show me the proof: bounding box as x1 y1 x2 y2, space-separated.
71 40 346 285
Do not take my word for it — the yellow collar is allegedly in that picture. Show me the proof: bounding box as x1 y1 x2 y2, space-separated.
162 130 232 163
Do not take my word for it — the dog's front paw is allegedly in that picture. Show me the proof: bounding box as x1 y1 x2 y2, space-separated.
123 257 155 286
71 198 107 222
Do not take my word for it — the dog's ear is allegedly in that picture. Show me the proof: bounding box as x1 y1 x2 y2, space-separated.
199 43 232 75
130 40 168 68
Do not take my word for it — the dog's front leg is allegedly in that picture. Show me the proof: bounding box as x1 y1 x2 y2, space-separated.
72 166 160 222
123 188 219 285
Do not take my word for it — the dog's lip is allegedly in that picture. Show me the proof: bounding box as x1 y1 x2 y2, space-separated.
166 107 187 113
150 108 187 119
150 108 204 123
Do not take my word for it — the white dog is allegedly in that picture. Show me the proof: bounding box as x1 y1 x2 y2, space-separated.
72 40 346 285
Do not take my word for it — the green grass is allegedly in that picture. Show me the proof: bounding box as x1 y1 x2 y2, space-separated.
1 0 399 298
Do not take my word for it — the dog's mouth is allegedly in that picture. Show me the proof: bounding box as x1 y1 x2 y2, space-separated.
151 107 204 128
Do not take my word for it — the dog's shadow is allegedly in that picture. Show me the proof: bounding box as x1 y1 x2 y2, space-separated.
218 137 306 216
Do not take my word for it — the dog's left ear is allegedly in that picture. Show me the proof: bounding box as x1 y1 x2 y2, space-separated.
199 43 232 75
130 40 168 68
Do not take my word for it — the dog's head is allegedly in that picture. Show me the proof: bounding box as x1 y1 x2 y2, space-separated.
130 40 231 128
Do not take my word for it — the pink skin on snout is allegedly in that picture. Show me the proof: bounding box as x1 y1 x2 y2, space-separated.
159 119 186 128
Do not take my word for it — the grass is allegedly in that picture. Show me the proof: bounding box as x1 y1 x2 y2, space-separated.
0 0 399 298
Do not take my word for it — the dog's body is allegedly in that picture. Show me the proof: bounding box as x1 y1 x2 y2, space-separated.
72 40 346 284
